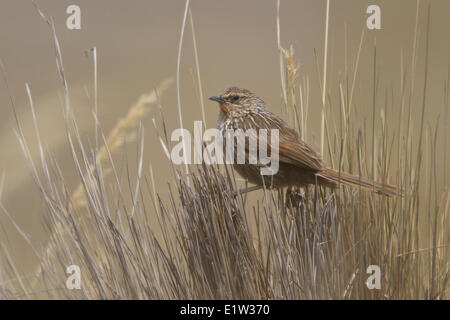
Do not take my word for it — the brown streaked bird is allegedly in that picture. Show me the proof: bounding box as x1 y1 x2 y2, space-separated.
209 86 401 196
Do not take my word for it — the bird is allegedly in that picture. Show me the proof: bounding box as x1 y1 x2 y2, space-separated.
209 86 401 196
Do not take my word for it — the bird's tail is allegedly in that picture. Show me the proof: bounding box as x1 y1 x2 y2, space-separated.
317 168 403 197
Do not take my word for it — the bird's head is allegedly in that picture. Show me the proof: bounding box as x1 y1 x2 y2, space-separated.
209 87 264 115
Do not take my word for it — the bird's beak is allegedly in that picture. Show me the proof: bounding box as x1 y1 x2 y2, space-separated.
209 95 230 114
209 96 224 103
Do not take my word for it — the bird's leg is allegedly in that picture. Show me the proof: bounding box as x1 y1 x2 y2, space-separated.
233 185 264 197
285 186 306 208
304 186 310 202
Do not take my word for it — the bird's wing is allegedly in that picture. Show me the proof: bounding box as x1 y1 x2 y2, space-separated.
276 127 323 171
239 109 324 172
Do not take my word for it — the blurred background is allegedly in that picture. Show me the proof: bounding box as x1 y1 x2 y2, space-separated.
0 0 449 279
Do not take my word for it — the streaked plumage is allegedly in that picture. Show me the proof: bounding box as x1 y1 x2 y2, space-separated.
210 87 401 196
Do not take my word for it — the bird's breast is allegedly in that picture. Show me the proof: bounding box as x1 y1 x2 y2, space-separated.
218 103 231 115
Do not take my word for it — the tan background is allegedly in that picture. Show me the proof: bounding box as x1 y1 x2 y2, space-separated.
0 0 449 276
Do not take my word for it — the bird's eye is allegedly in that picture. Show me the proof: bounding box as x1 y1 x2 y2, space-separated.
232 95 239 101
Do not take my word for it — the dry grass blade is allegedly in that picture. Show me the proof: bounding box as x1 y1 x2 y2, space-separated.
0 2 448 301
71 78 173 210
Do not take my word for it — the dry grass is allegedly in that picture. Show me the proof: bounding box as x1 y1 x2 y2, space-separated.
0 2 448 299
